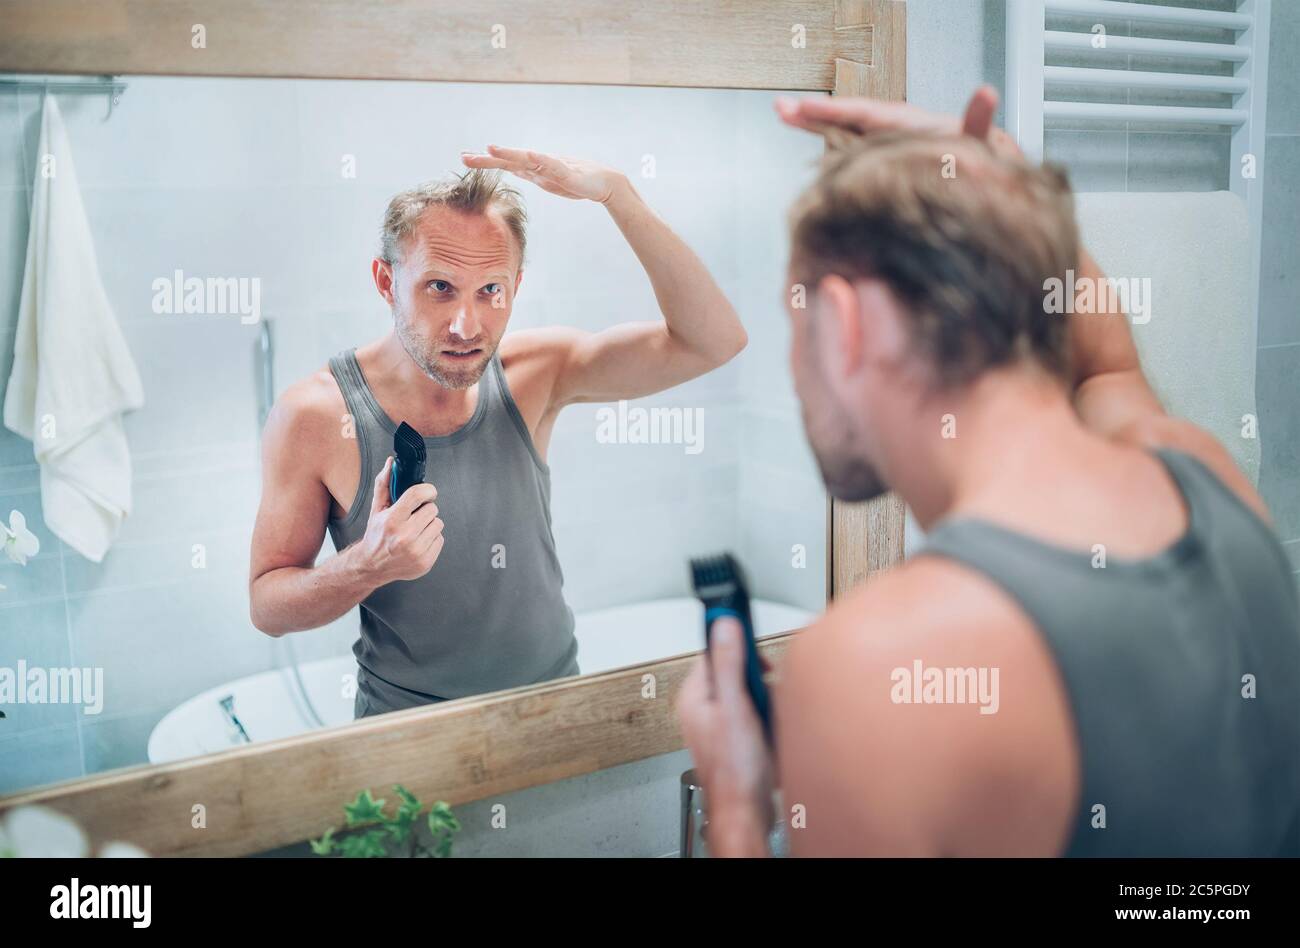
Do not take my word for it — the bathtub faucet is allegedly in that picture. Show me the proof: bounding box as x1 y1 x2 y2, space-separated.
218 694 252 745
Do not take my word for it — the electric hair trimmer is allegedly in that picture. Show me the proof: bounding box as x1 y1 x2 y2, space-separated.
689 552 772 742
390 421 427 504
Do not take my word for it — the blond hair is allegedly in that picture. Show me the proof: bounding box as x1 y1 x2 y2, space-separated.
789 132 1080 387
379 168 528 267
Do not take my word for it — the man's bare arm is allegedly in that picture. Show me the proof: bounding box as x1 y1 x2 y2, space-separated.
461 146 747 407
778 560 1081 856
1066 248 1269 520
248 381 444 636
1068 249 1166 437
549 174 747 404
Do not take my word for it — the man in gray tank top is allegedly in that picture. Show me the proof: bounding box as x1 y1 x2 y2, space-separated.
677 88 1299 857
249 151 747 717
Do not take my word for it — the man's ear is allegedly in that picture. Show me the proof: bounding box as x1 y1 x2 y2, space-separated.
856 278 910 368
372 258 395 307
817 274 863 378
514 268 524 295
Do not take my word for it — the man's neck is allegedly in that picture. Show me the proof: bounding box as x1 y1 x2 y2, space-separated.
363 332 478 427
885 367 1097 532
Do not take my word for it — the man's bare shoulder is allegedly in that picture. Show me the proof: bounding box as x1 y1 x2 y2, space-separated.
1116 413 1270 523
262 367 349 458
791 556 1027 661
497 328 591 419
779 555 1079 855
498 327 585 371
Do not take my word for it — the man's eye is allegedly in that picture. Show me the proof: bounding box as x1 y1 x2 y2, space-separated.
482 283 502 295
429 280 450 292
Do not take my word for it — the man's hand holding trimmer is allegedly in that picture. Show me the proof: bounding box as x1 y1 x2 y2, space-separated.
355 456 444 585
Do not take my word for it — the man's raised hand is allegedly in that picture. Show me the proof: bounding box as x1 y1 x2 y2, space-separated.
775 85 1023 161
461 145 622 204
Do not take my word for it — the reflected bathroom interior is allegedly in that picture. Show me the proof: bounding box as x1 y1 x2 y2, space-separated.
0 75 828 789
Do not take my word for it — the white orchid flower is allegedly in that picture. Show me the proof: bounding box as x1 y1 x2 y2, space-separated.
2 805 87 857
0 805 150 858
1 509 40 567
98 841 151 858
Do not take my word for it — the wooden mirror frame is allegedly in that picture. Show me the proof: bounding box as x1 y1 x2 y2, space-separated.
0 0 906 856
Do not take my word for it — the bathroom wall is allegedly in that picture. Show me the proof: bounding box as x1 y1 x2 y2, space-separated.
0 79 826 792
734 93 829 611
905 0 1297 591
1257 0 1300 586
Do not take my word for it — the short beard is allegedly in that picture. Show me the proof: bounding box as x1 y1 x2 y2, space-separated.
815 450 890 503
799 370 890 503
424 353 491 391
393 309 494 391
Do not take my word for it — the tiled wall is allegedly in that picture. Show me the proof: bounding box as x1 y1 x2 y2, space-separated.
905 0 1297 588
1257 0 1300 585
733 92 828 613
0 80 828 793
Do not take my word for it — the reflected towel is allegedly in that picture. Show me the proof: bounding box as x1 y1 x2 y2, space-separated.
3 95 144 562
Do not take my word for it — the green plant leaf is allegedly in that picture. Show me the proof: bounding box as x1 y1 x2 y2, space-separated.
325 787 459 858
394 784 422 821
309 827 336 856
344 789 387 827
387 809 417 844
429 801 461 833
338 828 390 858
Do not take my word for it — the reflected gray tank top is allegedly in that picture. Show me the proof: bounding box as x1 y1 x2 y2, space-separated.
326 348 578 707
921 448 1300 857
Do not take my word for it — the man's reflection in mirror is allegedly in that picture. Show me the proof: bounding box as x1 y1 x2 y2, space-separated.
249 154 747 718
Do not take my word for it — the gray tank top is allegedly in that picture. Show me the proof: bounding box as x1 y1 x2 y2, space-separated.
920 448 1300 857
326 348 578 707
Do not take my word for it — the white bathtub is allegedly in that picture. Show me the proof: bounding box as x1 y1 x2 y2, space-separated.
146 597 813 764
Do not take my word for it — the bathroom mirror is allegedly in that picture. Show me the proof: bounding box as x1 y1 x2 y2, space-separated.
0 73 835 793
0 0 907 855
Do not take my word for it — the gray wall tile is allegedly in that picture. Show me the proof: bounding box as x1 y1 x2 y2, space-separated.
67 572 271 719
0 599 77 734
1259 135 1300 347
0 188 28 330
907 0 1007 118
0 724 82 794
1127 131 1233 191
79 704 173 773
1257 343 1300 541
1045 130 1129 190
0 549 63 606
1265 0 1300 135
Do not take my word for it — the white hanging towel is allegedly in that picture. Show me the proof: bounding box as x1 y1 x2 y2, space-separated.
3 95 144 562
